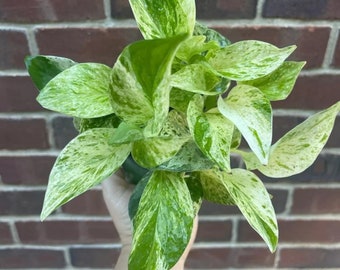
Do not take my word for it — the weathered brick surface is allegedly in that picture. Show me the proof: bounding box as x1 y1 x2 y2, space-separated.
331 29 340 67
0 119 49 150
70 247 120 268
292 188 340 214
0 223 12 244
279 248 340 268
0 248 66 268
61 189 109 216
0 190 44 215
186 247 275 268
196 220 233 242
16 220 119 244
0 0 106 23
263 0 340 20
52 116 78 149
0 30 29 70
0 156 55 185
0 76 42 112
36 27 142 66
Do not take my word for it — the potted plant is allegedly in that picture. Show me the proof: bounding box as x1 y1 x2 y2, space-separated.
25 0 339 269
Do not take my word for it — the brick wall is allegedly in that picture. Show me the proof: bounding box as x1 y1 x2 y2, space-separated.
0 0 339 269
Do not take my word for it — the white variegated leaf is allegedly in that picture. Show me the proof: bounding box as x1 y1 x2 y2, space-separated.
41 128 131 220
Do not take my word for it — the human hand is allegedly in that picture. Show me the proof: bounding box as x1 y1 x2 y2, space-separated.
102 170 198 270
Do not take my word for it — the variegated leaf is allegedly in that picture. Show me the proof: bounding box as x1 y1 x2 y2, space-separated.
218 85 272 164
129 171 194 270
41 128 131 220
188 95 234 171
132 136 190 168
242 61 306 101
129 0 195 39
37 63 113 118
209 40 296 81
259 102 340 177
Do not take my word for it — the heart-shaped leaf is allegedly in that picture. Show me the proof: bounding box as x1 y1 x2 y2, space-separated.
37 63 113 118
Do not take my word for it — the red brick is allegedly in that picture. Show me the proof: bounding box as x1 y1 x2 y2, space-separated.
292 188 340 214
274 75 340 110
0 222 13 244
279 248 340 268
0 156 55 185
0 30 29 70
196 220 233 242
279 220 340 243
0 76 42 112
0 248 66 268
196 0 257 19
16 220 119 244
216 26 330 69
62 189 109 216
111 0 133 18
199 201 240 216
239 219 340 243
186 247 275 268
0 190 44 216
0 118 49 150
36 27 142 66
0 0 105 23
52 116 78 149
263 0 340 20
331 30 340 67
70 247 120 268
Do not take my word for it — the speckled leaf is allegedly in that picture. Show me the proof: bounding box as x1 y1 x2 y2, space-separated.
242 61 305 101
259 102 340 178
221 168 278 252
176 35 220 62
193 22 231 48
160 110 190 137
73 114 121 133
25 55 76 91
41 128 131 220
188 95 234 171
109 122 144 144
129 0 195 39
218 85 272 164
37 63 113 118
170 88 195 113
198 170 234 205
209 40 296 81
185 173 203 215
132 136 190 169
171 63 225 95
129 171 194 270
110 35 186 135
158 140 214 172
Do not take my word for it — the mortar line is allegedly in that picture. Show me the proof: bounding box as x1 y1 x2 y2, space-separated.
322 26 339 68
26 26 40 56
255 0 266 20
103 0 112 21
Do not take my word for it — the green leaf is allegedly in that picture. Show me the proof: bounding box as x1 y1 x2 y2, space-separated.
110 35 186 135
158 140 214 172
218 85 272 164
129 171 194 270
132 136 190 169
193 22 231 48
73 114 121 133
170 88 195 113
41 128 131 220
109 122 144 144
37 63 113 118
259 102 340 178
25 55 76 91
123 156 150 185
209 40 296 81
160 110 190 137
171 63 226 95
242 61 306 101
188 95 234 171
176 35 220 62
129 0 195 39
185 173 203 215
198 170 234 205
220 168 278 252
